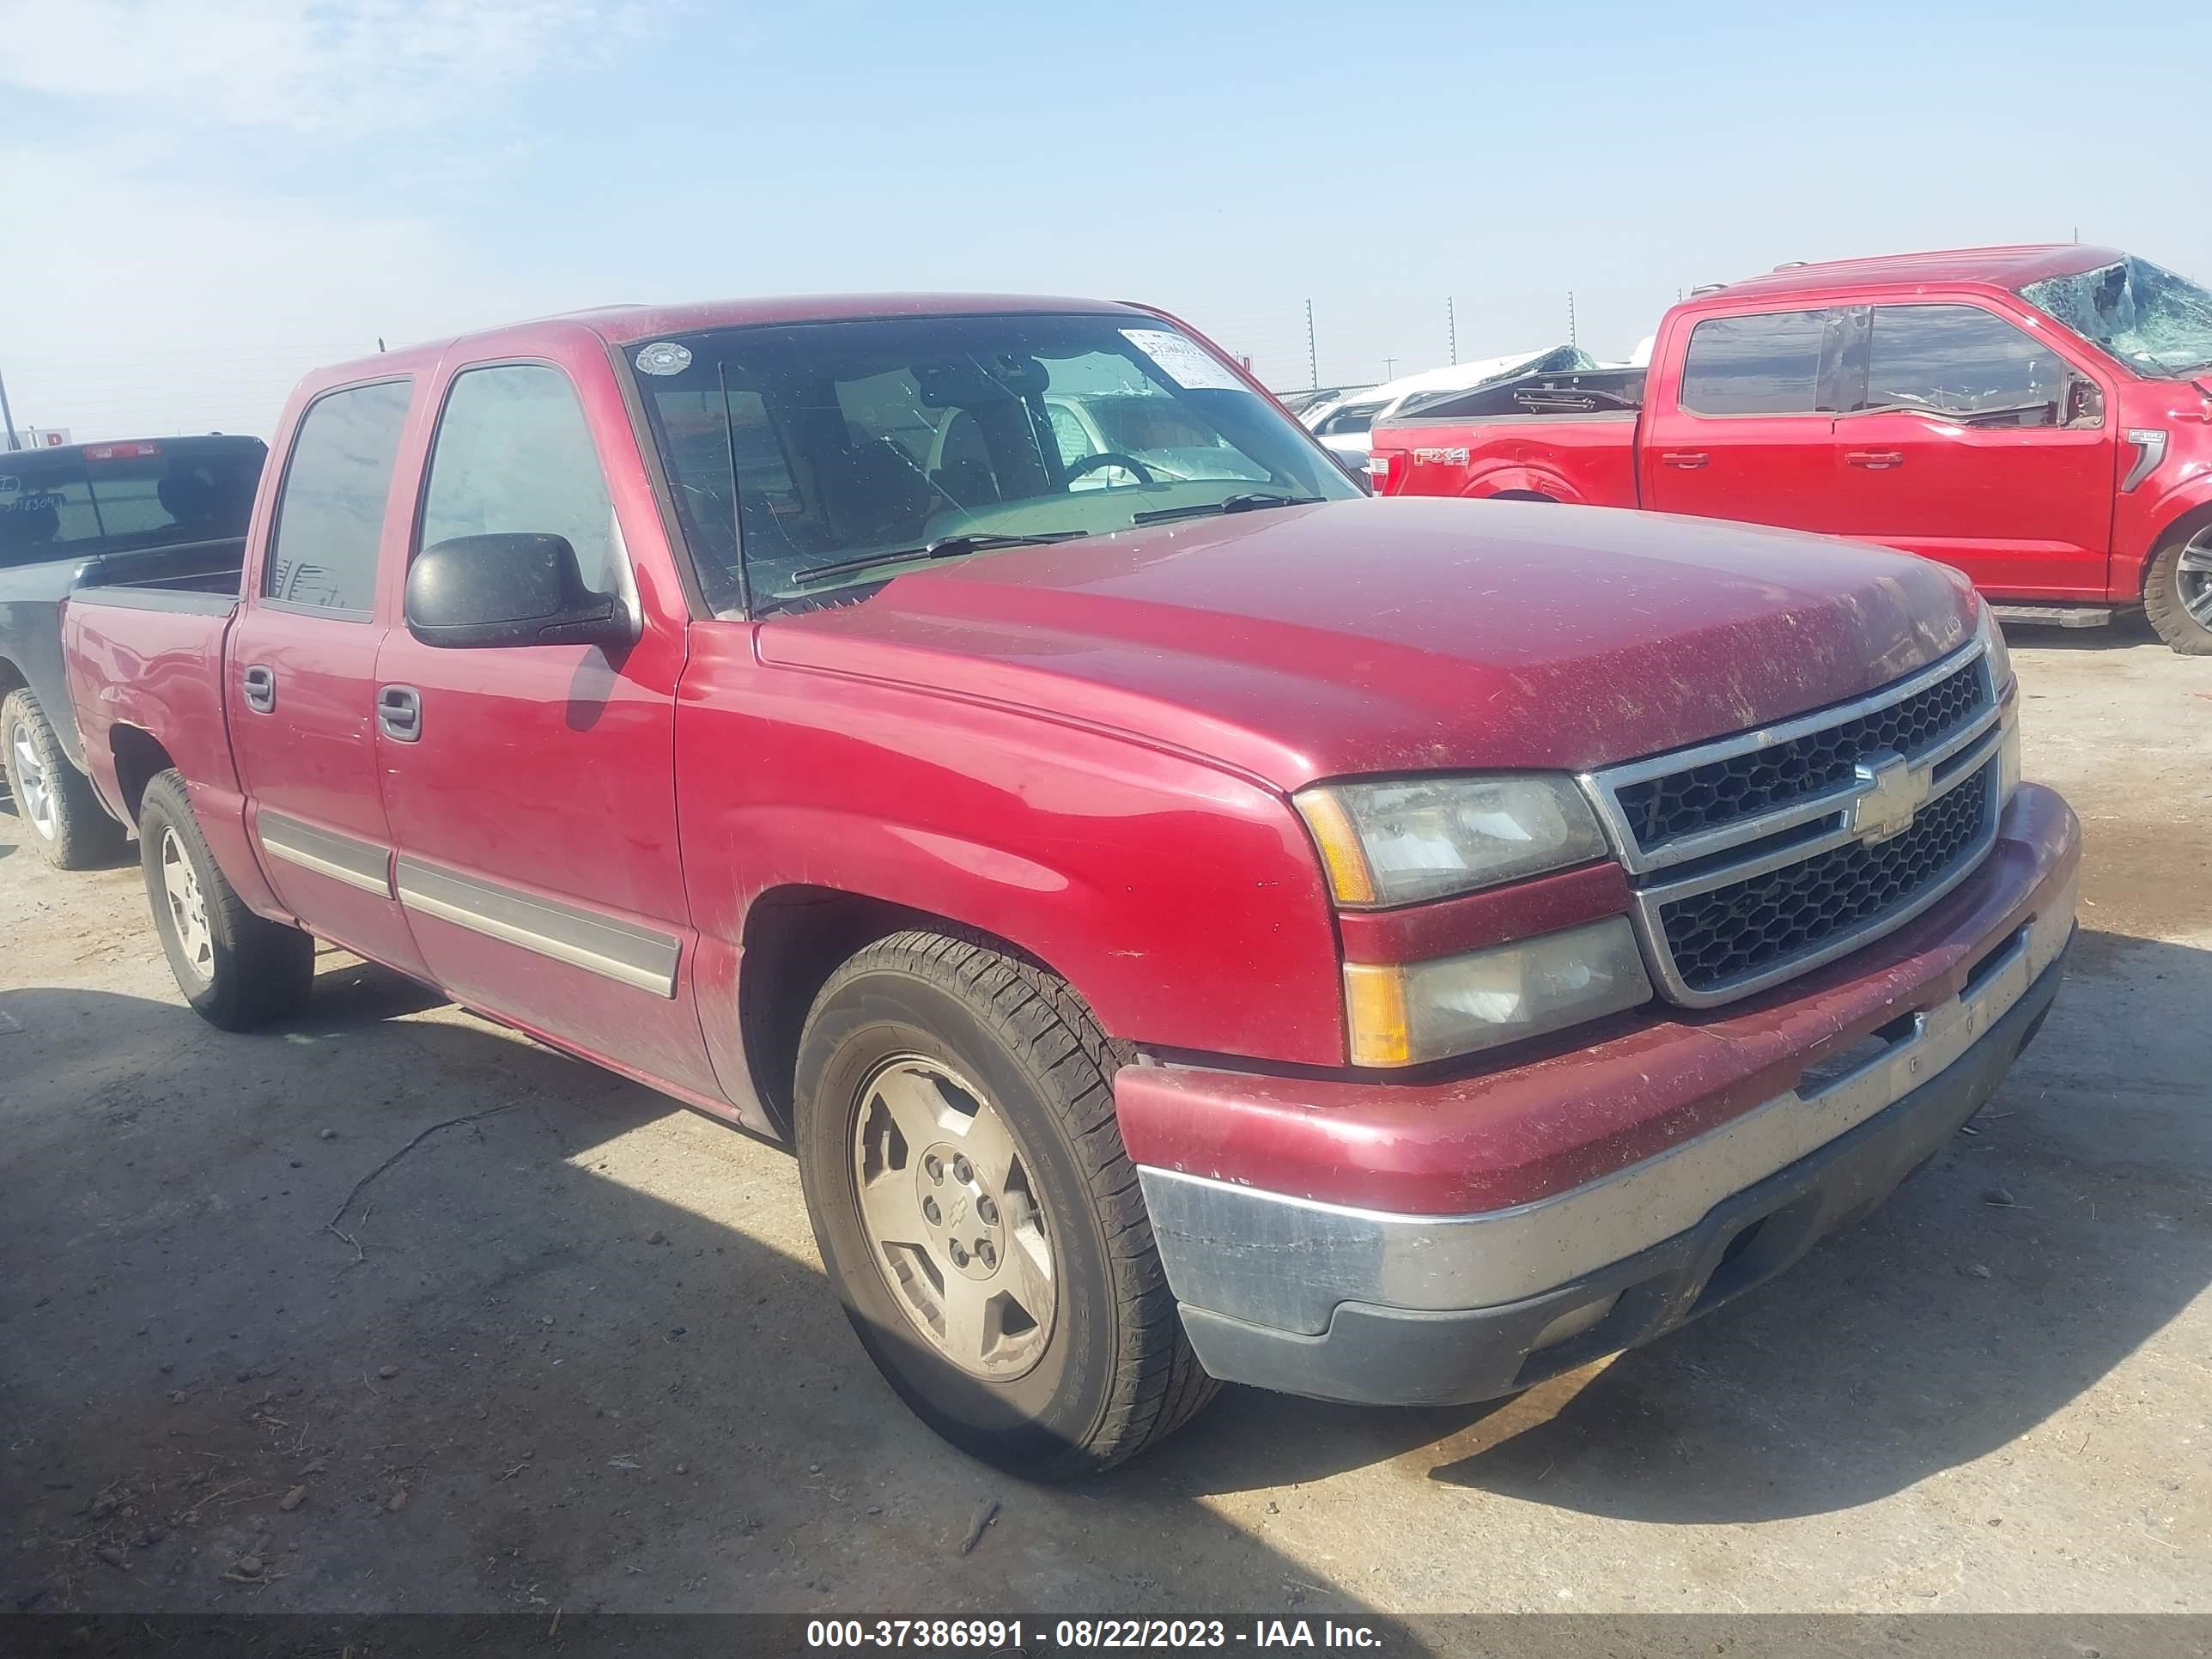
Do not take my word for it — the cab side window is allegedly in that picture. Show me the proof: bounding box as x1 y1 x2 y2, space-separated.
1861 305 2069 427
263 380 413 616
1679 310 1832 416
418 364 621 590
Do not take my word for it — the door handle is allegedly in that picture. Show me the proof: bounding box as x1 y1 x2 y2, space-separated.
1660 451 1710 469
376 684 422 743
241 665 276 714
1846 450 1905 469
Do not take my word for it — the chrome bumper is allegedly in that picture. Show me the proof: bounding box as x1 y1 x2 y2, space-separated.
1139 876 2074 1345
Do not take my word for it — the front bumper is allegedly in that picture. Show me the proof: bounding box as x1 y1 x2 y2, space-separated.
1126 785 2078 1407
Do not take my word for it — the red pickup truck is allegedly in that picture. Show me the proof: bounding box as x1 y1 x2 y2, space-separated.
63 295 2079 1478
1370 246 2212 654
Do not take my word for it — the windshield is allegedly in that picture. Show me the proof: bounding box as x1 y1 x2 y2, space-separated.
2018 257 2212 379
0 440 264 571
625 312 1359 611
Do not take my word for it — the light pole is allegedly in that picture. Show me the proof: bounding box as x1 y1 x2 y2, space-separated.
0 362 21 451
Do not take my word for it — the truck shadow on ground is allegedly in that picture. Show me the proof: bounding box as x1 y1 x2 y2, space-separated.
0 967 1407 1625
1139 928 2211 1522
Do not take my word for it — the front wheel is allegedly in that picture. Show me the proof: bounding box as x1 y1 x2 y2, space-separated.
2142 525 2212 655
2 687 125 870
793 932 1216 1480
139 769 315 1030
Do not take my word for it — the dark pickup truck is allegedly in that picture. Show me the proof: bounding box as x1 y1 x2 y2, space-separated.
64 296 2077 1477
1 436 265 865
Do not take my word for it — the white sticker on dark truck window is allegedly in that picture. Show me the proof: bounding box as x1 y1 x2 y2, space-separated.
1120 328 1246 391
635 342 693 376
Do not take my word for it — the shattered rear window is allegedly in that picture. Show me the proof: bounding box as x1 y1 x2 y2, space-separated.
2019 257 2212 379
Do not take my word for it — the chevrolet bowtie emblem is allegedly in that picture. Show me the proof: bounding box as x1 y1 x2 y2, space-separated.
1849 750 1931 844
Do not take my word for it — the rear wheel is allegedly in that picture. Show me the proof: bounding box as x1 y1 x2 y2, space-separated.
138 769 314 1030
2142 524 2212 655
793 931 1216 1480
2 687 125 870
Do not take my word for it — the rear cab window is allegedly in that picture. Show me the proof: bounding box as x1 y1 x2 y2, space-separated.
262 380 413 617
0 441 263 569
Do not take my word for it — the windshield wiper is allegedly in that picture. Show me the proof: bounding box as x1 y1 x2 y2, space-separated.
1131 493 1325 526
790 531 1090 587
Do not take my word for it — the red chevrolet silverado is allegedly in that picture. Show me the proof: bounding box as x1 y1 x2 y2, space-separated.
62 295 2079 1478
1370 246 2212 654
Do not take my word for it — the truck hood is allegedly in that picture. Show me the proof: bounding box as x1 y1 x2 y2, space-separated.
755 497 1978 788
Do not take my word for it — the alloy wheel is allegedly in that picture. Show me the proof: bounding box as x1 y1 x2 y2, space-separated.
848 1055 1057 1380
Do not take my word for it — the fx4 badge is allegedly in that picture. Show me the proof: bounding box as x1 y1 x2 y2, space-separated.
1849 750 1932 844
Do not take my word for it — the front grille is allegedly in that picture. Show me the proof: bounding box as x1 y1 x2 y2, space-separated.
1585 638 2007 1006
1657 764 1994 995
1616 655 1987 854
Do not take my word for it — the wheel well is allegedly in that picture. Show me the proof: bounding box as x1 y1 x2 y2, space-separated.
1486 489 1559 503
735 885 1058 1139
108 726 175 826
2146 501 2212 595
0 657 25 698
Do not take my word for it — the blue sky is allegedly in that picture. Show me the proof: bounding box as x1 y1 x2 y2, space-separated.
5 0 2209 440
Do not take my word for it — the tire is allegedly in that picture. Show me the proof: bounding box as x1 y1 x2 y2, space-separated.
2142 524 2212 655
3 687 126 870
138 769 314 1030
793 931 1217 1480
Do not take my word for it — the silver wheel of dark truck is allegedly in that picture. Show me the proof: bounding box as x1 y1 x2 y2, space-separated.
793 931 1216 1480
2 687 126 870
138 769 315 1030
2142 524 2212 655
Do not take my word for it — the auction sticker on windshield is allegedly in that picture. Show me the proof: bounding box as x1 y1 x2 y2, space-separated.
1121 329 1246 391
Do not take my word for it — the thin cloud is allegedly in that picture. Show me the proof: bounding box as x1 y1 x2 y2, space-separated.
0 0 658 137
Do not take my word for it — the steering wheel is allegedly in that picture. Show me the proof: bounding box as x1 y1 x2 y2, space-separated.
1065 451 1158 485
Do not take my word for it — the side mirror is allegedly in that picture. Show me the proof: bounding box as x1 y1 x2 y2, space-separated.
404 533 635 650
2065 377 2106 428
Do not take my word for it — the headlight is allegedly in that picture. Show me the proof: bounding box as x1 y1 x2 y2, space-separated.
1294 775 1608 908
1980 604 2021 804
1342 917 1653 1066
1978 604 2014 696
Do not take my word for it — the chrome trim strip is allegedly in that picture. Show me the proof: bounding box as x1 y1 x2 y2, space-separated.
1632 756 2002 1008
1138 885 2073 1336
1579 635 1991 877
258 811 393 897
393 857 679 998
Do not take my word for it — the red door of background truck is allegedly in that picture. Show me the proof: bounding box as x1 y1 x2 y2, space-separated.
1820 301 2116 599
1640 306 1844 527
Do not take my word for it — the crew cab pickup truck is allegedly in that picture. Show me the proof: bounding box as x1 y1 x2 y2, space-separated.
1 435 264 865
1369 246 2212 654
63 295 2079 1478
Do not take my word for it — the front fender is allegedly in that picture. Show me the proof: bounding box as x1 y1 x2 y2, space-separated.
673 628 1347 1073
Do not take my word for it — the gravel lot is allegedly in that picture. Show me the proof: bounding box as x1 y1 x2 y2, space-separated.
2 625 2206 1626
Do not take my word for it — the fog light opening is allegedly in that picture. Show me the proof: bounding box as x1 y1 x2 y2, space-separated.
1529 1292 1620 1354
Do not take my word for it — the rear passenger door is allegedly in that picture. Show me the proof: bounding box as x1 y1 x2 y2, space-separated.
371 359 715 1095
229 378 433 980
1823 302 2115 598
1643 308 1844 529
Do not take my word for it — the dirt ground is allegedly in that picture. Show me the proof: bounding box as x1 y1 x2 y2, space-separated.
3 623 2206 1627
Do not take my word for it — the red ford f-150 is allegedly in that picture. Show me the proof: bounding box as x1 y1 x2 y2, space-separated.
62 295 2079 1478
1369 246 2212 654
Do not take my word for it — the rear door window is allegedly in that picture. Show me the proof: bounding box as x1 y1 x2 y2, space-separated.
1860 304 2069 426
1679 310 1832 415
264 380 413 616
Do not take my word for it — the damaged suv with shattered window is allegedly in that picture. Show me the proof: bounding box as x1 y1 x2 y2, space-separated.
64 295 2078 1477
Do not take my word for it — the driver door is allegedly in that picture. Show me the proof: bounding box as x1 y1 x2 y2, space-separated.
1824 303 2115 598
